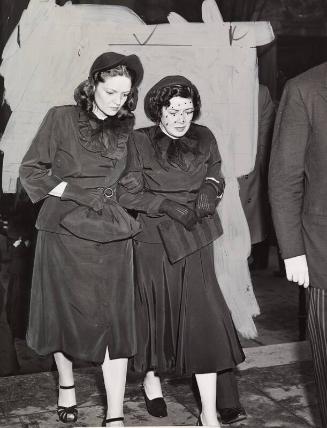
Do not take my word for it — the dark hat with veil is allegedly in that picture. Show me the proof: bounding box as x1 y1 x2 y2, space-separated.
144 75 199 122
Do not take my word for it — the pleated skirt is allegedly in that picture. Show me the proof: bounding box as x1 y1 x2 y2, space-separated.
27 230 136 363
132 240 245 375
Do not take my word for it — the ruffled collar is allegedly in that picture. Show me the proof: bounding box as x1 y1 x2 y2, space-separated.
78 109 135 166
152 125 202 171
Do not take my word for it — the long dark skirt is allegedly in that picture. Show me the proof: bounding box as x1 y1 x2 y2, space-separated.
27 231 136 363
132 240 245 375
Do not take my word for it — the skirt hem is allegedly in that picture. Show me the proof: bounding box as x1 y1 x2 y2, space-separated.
27 339 136 364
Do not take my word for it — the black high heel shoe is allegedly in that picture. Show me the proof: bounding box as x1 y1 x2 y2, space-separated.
102 416 124 427
141 385 167 418
196 415 203 426
57 385 78 423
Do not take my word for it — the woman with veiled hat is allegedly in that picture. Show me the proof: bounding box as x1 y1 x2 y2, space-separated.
19 52 144 427
118 75 245 427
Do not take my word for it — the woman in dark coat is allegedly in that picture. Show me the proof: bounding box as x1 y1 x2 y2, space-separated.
118 76 245 427
19 52 143 427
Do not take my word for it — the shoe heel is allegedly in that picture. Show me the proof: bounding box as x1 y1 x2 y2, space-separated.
57 384 78 423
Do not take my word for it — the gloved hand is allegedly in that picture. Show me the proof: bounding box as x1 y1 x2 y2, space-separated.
195 180 224 218
284 254 310 288
119 172 143 194
61 183 104 212
159 199 198 230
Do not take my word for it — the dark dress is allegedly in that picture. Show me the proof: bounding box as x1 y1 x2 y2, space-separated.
19 106 139 363
118 125 245 375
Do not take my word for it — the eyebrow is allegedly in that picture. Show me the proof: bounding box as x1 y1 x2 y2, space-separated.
167 107 194 112
105 88 130 94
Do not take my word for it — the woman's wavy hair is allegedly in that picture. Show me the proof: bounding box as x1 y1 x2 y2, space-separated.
145 84 201 123
74 65 138 118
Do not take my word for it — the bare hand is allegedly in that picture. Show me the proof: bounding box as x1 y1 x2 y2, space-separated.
284 255 309 288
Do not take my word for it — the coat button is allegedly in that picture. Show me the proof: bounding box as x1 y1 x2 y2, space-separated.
245 175 249 179
247 198 252 203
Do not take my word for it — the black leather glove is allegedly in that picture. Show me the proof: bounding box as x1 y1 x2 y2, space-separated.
159 199 198 230
61 183 104 212
119 172 143 194
195 179 224 218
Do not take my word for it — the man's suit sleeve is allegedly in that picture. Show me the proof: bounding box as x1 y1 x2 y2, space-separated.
268 79 310 259
257 85 275 177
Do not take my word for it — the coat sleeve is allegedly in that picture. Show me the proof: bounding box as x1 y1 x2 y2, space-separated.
257 85 275 178
19 107 62 203
268 79 310 259
117 132 166 214
205 130 223 181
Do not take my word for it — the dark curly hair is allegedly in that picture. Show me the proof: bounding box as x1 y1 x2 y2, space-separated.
145 84 201 123
74 65 138 118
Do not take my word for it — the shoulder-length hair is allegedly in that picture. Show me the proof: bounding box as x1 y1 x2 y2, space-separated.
145 84 201 123
74 65 138 118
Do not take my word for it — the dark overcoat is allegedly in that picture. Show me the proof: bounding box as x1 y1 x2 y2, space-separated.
269 62 327 288
18 105 138 362
238 84 275 244
117 124 244 375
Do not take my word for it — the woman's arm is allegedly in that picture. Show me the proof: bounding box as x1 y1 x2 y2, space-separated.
194 131 225 218
19 108 64 203
205 139 225 198
206 131 224 183
117 132 166 214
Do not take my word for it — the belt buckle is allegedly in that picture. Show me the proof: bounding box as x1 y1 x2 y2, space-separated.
103 187 114 198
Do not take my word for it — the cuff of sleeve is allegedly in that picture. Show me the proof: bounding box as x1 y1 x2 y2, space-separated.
278 235 306 260
271 212 305 260
206 176 223 185
27 175 63 203
205 177 225 198
49 181 67 197
281 247 306 260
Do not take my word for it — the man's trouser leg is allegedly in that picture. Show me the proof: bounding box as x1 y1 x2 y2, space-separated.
216 369 241 409
307 286 327 426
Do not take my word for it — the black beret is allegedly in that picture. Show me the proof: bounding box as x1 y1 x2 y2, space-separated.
89 52 143 86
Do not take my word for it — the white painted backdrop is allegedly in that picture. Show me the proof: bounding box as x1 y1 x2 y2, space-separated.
0 0 274 338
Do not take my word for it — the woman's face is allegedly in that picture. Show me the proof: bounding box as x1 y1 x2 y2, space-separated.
94 75 132 117
160 96 194 139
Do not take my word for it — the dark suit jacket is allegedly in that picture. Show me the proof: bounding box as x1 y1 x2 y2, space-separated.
269 62 327 288
19 105 132 236
238 84 275 244
118 123 222 244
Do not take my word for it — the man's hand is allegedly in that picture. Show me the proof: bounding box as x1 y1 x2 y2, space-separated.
284 254 309 288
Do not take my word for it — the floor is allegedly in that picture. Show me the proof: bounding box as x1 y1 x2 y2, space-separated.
0 241 322 427
0 350 320 427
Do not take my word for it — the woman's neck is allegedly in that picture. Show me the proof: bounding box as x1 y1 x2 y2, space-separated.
92 102 108 120
159 122 178 140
